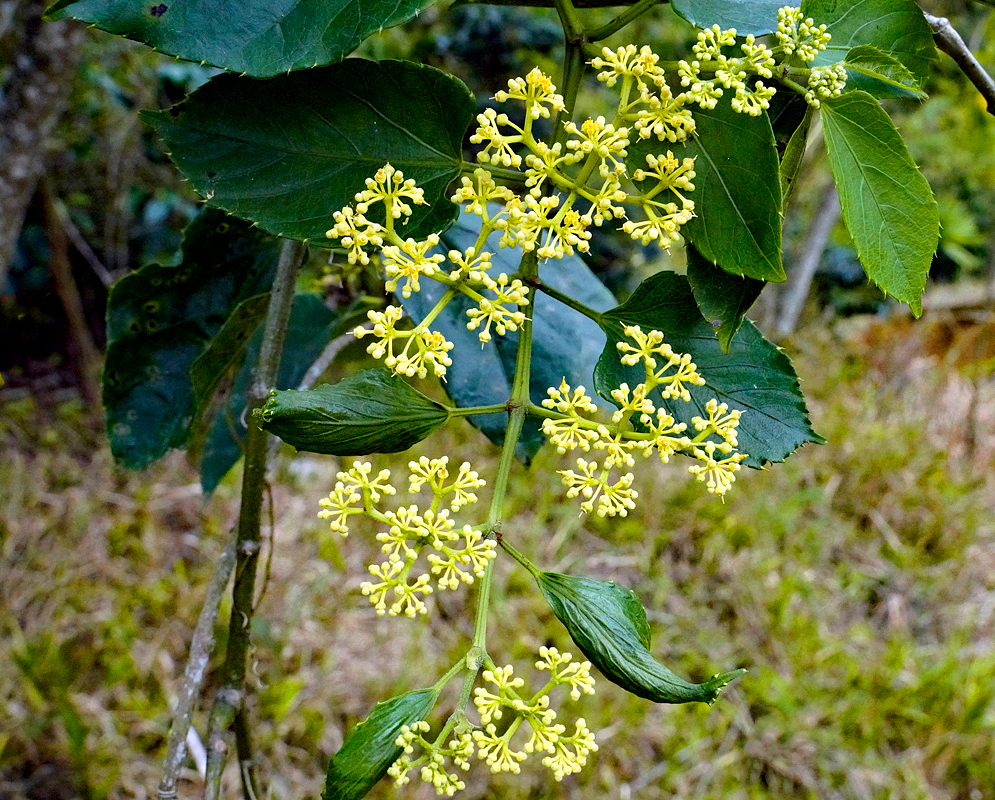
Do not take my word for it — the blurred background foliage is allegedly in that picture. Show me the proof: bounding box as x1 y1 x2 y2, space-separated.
1 0 995 797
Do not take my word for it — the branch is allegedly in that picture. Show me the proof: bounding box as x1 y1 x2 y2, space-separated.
157 538 237 800
923 12 995 118
776 184 840 338
202 238 306 800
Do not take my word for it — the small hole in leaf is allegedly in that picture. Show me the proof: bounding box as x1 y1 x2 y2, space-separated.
150 4 167 17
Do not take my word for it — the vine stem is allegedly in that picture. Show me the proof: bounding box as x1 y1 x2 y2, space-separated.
202 238 306 800
472 250 539 656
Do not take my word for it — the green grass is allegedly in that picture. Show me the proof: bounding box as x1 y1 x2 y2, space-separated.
1 321 994 799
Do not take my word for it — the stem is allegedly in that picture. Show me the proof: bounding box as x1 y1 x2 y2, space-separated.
202 239 306 800
530 278 603 324
472 251 538 656
447 403 511 418
586 0 661 41
157 538 236 800
498 538 544 581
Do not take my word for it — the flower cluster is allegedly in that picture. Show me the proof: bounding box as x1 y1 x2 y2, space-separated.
389 648 597 795
462 58 699 254
677 7 840 115
318 458 495 617
540 325 746 514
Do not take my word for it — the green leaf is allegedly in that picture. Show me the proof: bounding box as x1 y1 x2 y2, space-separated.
190 293 271 424
671 0 784 35
322 687 437 800
685 243 765 353
404 213 617 463
258 369 450 455
198 293 347 493
537 570 744 704
143 60 475 243
820 91 938 316
842 45 927 99
102 210 279 469
595 271 822 467
803 0 936 89
631 95 783 282
46 0 436 78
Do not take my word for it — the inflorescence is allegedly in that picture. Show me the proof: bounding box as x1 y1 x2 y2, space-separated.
387 648 598 795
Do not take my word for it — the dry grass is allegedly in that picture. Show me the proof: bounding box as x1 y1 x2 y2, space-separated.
2 316 994 800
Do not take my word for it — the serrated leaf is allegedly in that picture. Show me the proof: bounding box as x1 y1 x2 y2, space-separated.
804 0 935 92
143 60 475 243
685 243 765 353
843 45 927 99
671 0 784 35
537 571 743 704
322 688 437 800
258 368 450 455
821 91 938 316
631 96 783 282
102 210 279 469
595 271 822 467
404 213 616 462
46 0 437 78
198 293 348 493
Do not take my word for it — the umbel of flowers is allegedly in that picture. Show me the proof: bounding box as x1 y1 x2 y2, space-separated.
317 10 841 795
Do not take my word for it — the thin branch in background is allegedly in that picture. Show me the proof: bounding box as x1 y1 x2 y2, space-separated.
157 538 237 800
51 198 116 288
923 11 995 118
776 184 841 338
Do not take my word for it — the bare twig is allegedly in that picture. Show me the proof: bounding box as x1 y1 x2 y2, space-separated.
51 197 116 288
157 538 237 800
776 184 841 338
923 12 995 117
202 238 306 800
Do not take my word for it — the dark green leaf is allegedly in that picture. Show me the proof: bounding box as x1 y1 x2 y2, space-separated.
404 213 617 462
322 688 437 800
102 210 279 469
537 571 744 704
595 271 822 467
803 0 935 90
631 95 783 282
685 243 765 353
821 91 938 316
190 293 271 422
46 0 436 78
143 60 475 243
778 103 813 209
198 293 345 493
842 45 927 99
258 368 450 455
671 0 784 35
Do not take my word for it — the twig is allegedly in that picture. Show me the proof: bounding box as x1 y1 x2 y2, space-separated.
202 239 306 800
51 197 116 288
157 538 237 800
776 184 840 337
923 12 995 117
